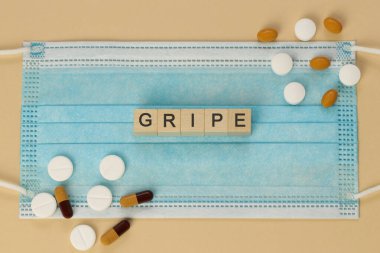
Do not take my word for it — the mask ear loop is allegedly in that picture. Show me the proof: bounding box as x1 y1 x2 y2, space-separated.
346 45 380 55
344 44 380 199
0 179 35 198
353 185 380 200
0 47 29 56
0 179 58 217
0 48 32 193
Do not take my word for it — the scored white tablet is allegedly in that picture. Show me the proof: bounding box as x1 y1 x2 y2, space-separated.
47 156 73 182
70 224 96 251
86 185 112 211
99 155 126 181
31 192 57 218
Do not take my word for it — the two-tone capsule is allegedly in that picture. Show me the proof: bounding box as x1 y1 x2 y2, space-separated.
120 190 154 208
54 186 73 219
101 220 130 245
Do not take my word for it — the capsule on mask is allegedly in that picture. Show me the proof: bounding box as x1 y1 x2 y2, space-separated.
120 190 154 207
54 186 73 219
101 220 130 245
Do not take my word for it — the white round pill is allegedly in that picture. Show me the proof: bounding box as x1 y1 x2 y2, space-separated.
48 156 73 182
99 155 126 181
339 64 361 86
87 185 112 211
271 53 293 76
70 224 96 251
295 18 316 41
31 192 57 218
284 82 306 105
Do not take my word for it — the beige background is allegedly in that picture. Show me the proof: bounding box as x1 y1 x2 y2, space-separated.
1 0 380 252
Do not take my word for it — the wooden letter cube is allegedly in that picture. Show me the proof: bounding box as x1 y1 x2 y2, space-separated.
180 109 205 136
134 109 158 136
157 109 181 136
204 109 228 136
228 109 252 136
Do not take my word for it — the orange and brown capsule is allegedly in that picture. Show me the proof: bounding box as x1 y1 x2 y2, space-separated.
120 190 154 208
54 186 73 219
101 220 130 245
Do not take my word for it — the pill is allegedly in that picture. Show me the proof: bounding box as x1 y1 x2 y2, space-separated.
321 89 338 108
257 28 278 42
324 17 343 33
54 186 73 219
120 190 154 208
283 82 306 105
271 53 293 76
87 185 112 211
31 192 57 218
70 224 96 251
339 64 361 86
294 18 316 41
99 155 126 181
101 219 130 245
48 156 73 182
310 56 331 70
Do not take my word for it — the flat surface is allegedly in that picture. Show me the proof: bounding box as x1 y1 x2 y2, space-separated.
0 0 379 252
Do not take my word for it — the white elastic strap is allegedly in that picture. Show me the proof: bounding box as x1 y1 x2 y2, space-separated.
349 45 380 55
0 47 29 56
353 184 380 200
0 179 34 198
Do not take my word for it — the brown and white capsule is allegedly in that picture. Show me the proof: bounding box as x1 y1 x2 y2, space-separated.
120 190 154 208
257 28 278 42
101 220 130 245
310 56 331 70
54 186 73 219
321 89 338 108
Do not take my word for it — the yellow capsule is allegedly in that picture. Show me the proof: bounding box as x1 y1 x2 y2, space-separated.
257 28 278 42
310 56 331 70
321 89 338 108
324 17 343 33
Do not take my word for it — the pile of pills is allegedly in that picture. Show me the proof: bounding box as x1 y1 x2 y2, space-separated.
31 154 154 250
258 16 361 107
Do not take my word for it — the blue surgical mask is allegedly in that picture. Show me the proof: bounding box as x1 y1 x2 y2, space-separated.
19 41 358 218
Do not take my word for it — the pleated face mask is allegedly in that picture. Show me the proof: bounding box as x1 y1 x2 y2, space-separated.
19 41 358 218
